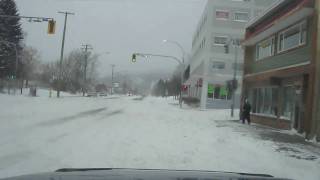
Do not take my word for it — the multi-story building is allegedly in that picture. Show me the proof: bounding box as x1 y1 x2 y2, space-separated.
184 0 277 109
241 0 320 140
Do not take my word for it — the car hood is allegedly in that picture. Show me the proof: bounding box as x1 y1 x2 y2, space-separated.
0 168 292 180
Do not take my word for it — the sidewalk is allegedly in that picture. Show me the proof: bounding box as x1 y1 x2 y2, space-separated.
215 120 320 161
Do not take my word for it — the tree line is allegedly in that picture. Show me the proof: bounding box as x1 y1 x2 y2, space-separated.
151 65 182 98
0 0 99 94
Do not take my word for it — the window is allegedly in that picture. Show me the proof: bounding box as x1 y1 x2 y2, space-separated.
278 21 307 52
256 88 264 113
216 10 229 20
256 37 275 60
263 88 272 114
282 86 295 120
251 87 278 116
212 61 225 70
234 12 249 22
214 36 228 45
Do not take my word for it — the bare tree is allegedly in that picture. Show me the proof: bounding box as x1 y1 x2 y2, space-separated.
20 46 41 87
38 49 99 94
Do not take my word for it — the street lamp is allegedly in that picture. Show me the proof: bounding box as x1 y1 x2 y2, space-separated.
224 38 241 117
162 39 186 64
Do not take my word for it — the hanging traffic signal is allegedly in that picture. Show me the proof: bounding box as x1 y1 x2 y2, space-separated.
48 20 56 34
132 53 136 62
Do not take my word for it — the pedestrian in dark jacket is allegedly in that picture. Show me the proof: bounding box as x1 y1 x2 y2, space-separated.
242 99 251 124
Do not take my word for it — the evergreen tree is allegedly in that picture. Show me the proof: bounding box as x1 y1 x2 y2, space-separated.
0 0 23 78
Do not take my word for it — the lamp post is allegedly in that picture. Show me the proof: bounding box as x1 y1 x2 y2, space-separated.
224 38 240 117
163 40 186 108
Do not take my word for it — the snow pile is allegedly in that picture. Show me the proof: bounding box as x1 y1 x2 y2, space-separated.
0 95 319 179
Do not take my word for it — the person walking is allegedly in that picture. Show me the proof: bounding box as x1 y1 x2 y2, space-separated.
242 99 251 124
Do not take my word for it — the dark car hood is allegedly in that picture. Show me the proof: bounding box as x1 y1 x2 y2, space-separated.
0 168 292 180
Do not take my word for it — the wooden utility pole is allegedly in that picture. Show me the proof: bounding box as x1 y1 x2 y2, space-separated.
81 44 93 96
57 11 74 98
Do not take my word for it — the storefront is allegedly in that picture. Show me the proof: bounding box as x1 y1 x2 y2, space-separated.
243 64 310 131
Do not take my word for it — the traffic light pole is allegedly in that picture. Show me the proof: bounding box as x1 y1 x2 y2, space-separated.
231 44 239 117
57 11 74 98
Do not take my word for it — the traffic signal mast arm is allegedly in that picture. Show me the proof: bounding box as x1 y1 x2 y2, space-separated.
0 14 56 34
0 14 54 22
133 53 183 65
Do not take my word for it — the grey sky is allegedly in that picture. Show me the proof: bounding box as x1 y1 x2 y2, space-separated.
15 0 207 77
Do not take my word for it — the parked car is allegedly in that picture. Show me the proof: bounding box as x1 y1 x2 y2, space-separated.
99 92 108 97
87 92 98 97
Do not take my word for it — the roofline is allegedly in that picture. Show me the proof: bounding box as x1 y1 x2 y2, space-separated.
246 0 291 29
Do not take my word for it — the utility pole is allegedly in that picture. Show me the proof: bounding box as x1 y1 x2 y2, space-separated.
111 64 115 95
231 39 239 117
81 44 93 96
57 11 74 98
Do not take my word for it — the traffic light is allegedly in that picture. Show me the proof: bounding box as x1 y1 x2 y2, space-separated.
48 20 56 34
132 53 136 62
224 44 229 54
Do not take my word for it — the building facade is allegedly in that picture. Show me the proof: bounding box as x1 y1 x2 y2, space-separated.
241 0 320 140
184 0 277 109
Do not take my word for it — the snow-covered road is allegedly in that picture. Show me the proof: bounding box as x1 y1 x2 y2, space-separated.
0 93 319 179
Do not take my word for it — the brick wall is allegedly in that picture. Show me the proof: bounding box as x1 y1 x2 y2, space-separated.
251 114 291 129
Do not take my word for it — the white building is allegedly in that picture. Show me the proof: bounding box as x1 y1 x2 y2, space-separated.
184 0 278 109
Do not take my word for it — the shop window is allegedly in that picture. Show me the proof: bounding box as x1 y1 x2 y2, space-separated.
214 86 220 99
256 88 264 113
271 88 279 116
263 88 272 114
282 86 295 120
251 87 279 116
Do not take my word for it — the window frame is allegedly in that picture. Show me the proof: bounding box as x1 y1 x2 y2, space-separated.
251 86 279 116
233 11 249 22
277 20 307 53
215 10 230 20
213 36 228 46
255 36 275 61
212 61 226 70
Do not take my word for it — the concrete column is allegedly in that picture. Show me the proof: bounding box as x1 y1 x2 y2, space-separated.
200 59 208 110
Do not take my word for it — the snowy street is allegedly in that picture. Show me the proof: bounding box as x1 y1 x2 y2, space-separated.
0 93 320 180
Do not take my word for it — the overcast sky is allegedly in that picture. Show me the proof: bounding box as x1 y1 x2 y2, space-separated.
15 0 207 77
